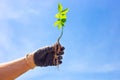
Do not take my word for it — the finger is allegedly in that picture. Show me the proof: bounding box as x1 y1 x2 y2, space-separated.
58 55 62 60
58 60 62 64
57 51 64 55
61 46 65 51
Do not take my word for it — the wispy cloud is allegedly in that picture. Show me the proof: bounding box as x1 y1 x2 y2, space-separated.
0 0 57 50
0 25 36 62
0 25 15 62
0 0 21 20
0 1 58 80
62 33 120 74
64 59 120 73
0 0 57 24
0 0 58 31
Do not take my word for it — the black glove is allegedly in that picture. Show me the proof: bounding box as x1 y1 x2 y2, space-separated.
33 43 65 67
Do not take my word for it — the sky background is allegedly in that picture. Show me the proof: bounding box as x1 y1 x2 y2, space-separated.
0 0 120 80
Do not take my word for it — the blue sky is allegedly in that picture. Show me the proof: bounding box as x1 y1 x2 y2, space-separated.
0 0 120 80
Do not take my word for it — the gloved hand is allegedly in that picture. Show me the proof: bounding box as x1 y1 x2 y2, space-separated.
33 42 65 67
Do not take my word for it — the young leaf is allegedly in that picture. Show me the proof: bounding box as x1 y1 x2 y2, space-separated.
55 13 60 18
58 24 62 29
54 20 60 26
61 8 69 14
58 3 63 12
61 18 66 23
60 14 67 19
54 3 69 29
61 22 65 27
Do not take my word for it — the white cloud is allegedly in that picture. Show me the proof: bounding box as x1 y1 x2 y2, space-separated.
0 24 13 49
0 25 37 62
0 25 15 62
0 0 21 20
63 36 120 73
0 0 57 50
0 0 57 25
65 60 120 73
0 0 58 66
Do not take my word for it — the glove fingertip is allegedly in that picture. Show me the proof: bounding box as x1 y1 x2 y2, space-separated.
61 46 65 51
58 61 62 64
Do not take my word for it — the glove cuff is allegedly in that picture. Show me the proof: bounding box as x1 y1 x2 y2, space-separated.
25 53 36 69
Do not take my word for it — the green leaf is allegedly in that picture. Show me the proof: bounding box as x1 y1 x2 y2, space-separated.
54 2 69 29
58 3 63 12
55 13 60 18
54 19 65 29
61 18 66 23
58 24 62 29
60 14 67 19
56 13 67 19
54 20 60 26
61 8 69 14
61 22 65 27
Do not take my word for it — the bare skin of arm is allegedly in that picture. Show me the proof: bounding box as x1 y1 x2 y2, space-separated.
0 53 35 80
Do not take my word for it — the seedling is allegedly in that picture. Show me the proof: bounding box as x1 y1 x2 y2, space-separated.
53 3 69 69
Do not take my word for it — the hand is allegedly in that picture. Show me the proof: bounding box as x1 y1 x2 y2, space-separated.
33 43 65 67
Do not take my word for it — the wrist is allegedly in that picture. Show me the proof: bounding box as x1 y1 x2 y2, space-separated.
25 53 36 69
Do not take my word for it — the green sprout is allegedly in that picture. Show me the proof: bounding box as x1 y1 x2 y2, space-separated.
54 3 69 43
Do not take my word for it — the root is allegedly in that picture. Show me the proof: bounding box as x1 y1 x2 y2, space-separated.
54 27 64 69
53 42 61 70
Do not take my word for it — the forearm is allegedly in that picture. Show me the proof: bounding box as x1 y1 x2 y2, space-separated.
0 53 36 80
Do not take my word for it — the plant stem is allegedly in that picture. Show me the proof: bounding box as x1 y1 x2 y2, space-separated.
57 27 63 43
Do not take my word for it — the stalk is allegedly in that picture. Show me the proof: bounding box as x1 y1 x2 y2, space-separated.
57 27 64 43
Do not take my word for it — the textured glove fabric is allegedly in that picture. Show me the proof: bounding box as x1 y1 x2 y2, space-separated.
33 43 64 67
